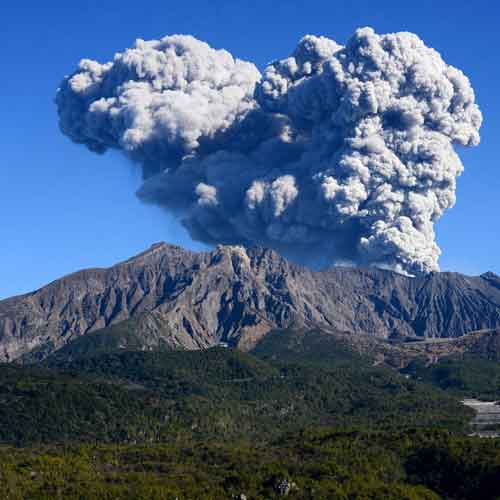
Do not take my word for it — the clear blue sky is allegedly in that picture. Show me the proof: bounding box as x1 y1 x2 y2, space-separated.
1 0 499 299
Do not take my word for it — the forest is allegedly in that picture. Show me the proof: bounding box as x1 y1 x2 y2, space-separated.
1 330 500 498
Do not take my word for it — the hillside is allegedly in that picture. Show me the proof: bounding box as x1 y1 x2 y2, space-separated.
0 345 473 446
0 336 499 498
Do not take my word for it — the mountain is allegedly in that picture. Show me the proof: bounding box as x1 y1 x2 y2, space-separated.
1 243 500 362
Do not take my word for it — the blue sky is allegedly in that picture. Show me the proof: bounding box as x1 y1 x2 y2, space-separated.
1 0 499 298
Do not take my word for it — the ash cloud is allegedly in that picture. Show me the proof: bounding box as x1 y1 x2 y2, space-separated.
56 28 482 274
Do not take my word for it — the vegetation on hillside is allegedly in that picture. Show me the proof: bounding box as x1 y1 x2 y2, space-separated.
3 327 500 498
0 364 169 445
401 355 500 399
0 345 473 446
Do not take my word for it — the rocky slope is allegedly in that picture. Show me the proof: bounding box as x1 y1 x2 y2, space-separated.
1 243 500 362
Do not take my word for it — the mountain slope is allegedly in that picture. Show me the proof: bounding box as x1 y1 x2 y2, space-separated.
1 243 500 361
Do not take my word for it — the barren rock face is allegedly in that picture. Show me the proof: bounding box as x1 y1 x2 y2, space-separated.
1 243 500 362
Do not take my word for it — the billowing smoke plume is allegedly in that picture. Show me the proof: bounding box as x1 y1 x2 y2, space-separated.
56 28 482 274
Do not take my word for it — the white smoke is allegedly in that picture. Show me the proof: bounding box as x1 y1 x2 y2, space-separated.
56 28 482 274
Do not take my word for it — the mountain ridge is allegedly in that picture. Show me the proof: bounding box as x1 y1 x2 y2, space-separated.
1 243 500 362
